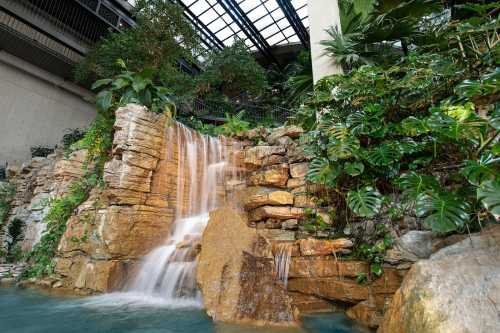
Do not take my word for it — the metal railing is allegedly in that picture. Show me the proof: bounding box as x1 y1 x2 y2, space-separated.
177 97 293 125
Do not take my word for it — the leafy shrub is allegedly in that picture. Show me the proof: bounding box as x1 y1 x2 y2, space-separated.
30 146 54 158
62 128 86 153
302 55 499 234
196 40 268 99
23 173 97 278
74 0 199 100
0 182 15 228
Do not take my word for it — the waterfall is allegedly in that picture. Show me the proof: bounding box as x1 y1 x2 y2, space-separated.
124 123 239 307
274 243 292 288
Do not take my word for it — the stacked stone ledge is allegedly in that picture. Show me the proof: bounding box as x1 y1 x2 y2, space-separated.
235 126 410 328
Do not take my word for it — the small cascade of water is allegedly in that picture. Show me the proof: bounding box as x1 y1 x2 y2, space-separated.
274 243 293 288
124 122 239 307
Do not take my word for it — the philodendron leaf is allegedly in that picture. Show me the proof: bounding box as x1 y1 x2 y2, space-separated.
416 191 470 233
95 90 113 112
90 79 112 91
327 137 360 161
489 106 500 130
344 161 364 176
477 180 500 219
397 172 439 202
462 154 498 186
347 186 382 217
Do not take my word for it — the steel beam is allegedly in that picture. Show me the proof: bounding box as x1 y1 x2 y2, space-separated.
216 0 277 63
276 0 309 49
173 0 224 51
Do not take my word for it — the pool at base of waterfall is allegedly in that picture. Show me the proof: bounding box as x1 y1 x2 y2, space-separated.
0 286 372 333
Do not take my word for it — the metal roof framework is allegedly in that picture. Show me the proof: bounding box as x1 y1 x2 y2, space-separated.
176 0 310 63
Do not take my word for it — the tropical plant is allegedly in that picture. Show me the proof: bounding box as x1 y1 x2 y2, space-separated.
196 40 268 99
0 182 15 229
299 43 499 234
74 0 199 100
23 173 97 278
322 0 446 71
214 111 250 137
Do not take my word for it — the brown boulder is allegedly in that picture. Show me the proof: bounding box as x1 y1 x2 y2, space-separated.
197 206 296 326
249 206 305 222
378 225 500 333
298 238 353 256
290 163 309 178
248 164 289 188
287 278 370 303
267 126 304 145
289 258 369 278
244 190 293 210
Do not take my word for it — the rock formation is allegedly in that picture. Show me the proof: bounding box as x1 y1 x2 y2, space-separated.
378 224 500 333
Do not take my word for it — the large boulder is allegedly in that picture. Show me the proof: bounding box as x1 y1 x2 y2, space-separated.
378 225 500 333
197 206 296 326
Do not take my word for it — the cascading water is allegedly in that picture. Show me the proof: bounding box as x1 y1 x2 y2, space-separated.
124 123 238 307
274 243 293 288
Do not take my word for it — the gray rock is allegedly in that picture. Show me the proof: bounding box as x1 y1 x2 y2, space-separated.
379 225 500 333
385 230 434 264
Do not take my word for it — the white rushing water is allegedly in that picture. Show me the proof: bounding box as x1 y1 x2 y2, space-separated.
274 243 293 288
84 123 239 309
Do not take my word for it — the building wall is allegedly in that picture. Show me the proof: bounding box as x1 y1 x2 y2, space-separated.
308 0 343 82
0 53 95 166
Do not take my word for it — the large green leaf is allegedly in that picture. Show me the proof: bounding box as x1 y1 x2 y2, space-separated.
477 180 500 218
489 105 500 130
416 191 470 233
347 186 383 217
327 137 360 161
95 90 113 112
462 154 498 186
401 116 430 136
364 143 401 166
90 79 112 91
344 161 365 176
397 172 439 201
306 158 341 188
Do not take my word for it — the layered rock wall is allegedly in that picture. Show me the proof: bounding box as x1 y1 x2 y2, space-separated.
1 149 88 256
53 105 179 293
196 126 410 328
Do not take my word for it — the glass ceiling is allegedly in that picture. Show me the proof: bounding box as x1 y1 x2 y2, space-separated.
124 0 309 61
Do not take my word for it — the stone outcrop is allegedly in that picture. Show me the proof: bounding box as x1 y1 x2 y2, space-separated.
197 206 296 326
51 105 181 294
379 225 500 333
0 149 88 255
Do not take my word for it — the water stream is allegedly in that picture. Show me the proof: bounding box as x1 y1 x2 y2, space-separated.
110 123 238 307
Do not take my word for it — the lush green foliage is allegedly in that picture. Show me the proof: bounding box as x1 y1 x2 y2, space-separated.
23 173 97 278
74 0 199 100
298 1 499 236
197 41 268 99
62 128 86 154
354 224 393 277
6 218 25 263
0 182 15 229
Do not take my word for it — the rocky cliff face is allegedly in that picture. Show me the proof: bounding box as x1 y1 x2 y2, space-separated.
1 149 88 256
53 105 178 294
5 105 473 330
196 126 410 328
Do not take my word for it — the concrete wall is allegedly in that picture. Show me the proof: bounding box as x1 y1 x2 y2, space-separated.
308 0 343 82
0 52 95 166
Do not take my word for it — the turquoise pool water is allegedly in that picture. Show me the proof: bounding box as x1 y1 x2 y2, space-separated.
0 286 370 333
